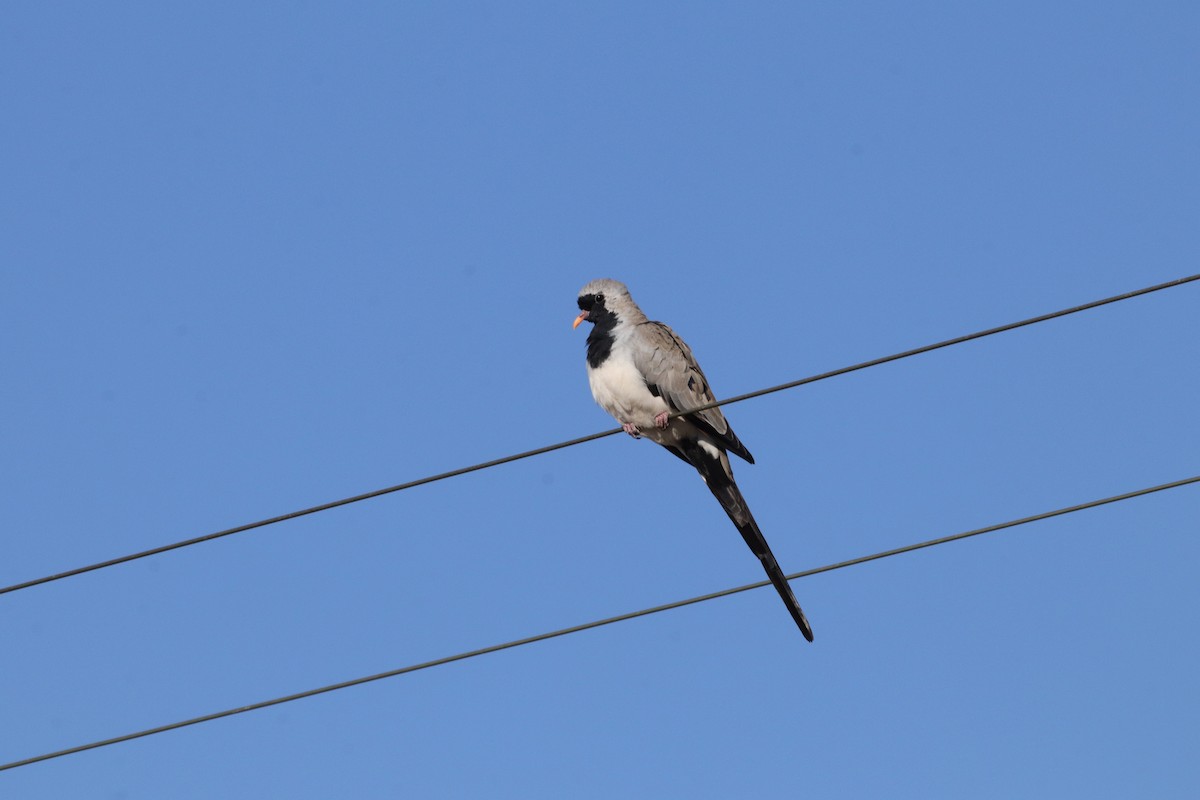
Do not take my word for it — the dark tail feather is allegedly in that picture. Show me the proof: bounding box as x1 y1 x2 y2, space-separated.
698 463 814 642
735 511 814 642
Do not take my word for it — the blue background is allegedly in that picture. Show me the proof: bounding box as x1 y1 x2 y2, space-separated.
3 3 1198 797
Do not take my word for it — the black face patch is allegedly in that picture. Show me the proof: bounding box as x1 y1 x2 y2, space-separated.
577 292 605 312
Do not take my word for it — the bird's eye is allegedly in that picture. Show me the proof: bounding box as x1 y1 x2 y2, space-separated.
594 293 605 305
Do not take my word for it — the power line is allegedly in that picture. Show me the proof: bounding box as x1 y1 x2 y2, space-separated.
3 473 1195 773
2 273 1195 597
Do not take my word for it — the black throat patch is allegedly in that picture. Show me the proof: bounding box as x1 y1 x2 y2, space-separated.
580 296 620 368
586 325 615 368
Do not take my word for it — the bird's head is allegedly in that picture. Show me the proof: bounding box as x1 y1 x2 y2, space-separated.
574 278 637 330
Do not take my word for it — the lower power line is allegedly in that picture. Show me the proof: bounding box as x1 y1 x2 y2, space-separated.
2 473 1195 773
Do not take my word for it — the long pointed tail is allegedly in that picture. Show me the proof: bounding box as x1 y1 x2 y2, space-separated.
697 461 814 642
734 509 814 642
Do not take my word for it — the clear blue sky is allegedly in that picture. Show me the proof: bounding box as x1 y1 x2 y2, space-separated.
3 2 1198 797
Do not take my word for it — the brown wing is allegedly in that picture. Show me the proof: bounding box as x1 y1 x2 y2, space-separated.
632 321 754 463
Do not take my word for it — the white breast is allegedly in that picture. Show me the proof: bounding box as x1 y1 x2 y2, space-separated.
587 349 669 429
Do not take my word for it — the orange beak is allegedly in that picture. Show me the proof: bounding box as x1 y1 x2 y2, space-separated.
572 311 588 330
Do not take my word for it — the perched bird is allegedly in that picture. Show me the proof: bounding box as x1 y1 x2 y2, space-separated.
573 279 813 641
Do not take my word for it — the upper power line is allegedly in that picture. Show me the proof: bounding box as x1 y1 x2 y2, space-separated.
1 273 1196 597
2 473 1195 772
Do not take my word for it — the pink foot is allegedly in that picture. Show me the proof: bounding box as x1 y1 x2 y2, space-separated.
621 422 642 438
654 411 670 429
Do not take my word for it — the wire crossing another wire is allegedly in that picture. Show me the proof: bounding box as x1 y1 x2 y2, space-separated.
2 473 1195 773
2 272 1196 598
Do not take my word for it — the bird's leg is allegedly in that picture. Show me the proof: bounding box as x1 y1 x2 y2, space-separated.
653 411 670 429
621 422 642 438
